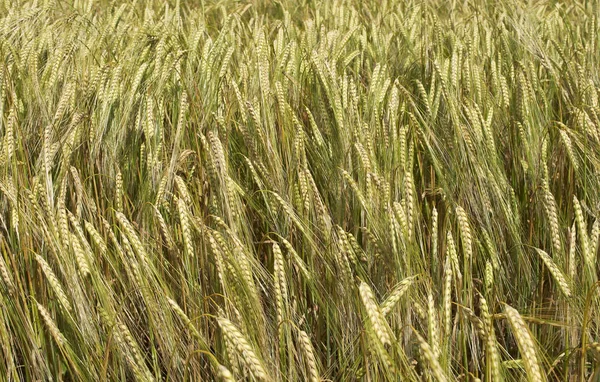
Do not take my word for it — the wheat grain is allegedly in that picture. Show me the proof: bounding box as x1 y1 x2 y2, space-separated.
177 198 195 258
36 302 67 347
534 248 571 298
273 242 288 325
35 255 72 312
456 206 472 262
504 305 544 382
218 364 236 382
480 296 500 382
70 232 90 277
427 290 440 358
359 281 391 346
298 329 319 382
542 181 561 255
416 331 448 382
443 257 453 338
217 316 269 381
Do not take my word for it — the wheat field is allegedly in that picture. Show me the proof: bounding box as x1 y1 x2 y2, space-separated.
1 0 600 380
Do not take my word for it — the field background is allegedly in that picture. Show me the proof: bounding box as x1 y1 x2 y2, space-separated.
0 0 600 380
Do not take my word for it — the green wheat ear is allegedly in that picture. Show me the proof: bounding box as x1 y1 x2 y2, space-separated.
1 1 598 380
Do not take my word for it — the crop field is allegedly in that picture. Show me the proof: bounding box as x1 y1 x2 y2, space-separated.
1 0 600 380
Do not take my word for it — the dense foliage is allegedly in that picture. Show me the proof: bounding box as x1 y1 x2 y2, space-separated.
1 0 600 380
